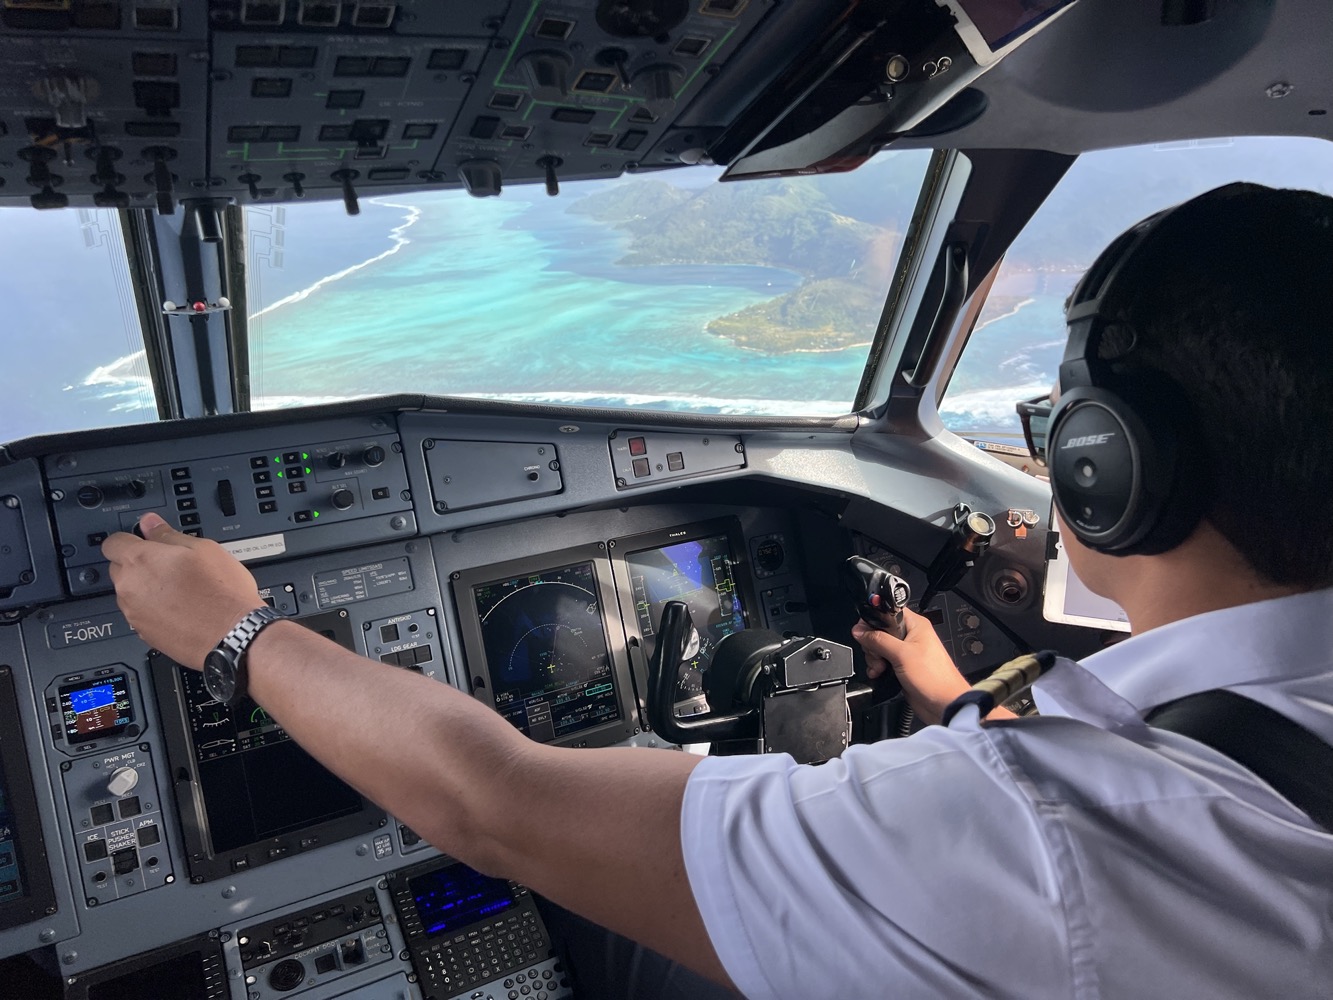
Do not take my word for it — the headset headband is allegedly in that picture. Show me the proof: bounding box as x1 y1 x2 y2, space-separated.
1058 207 1175 393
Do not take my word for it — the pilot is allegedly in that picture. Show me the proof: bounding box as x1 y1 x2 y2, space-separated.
102 182 1333 999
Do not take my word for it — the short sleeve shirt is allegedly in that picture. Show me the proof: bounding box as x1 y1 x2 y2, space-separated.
681 589 1333 999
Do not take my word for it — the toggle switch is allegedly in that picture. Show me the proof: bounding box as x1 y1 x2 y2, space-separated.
331 168 360 216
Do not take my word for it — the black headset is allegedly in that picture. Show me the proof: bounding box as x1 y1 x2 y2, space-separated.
1048 206 1208 556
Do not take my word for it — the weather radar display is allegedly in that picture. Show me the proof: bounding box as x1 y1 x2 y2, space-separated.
473 561 621 743
625 534 747 703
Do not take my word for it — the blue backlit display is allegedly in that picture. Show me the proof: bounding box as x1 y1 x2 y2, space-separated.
408 864 517 938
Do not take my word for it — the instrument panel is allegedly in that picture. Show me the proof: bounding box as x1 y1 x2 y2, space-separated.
0 402 1042 997
0 405 829 997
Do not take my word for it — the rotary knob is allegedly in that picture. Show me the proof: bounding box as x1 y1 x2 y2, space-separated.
966 639 985 656
326 451 347 470
362 445 385 467
331 489 355 511
962 613 981 630
107 766 139 797
76 484 104 509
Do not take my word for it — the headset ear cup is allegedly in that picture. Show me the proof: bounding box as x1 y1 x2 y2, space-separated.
1050 384 1203 555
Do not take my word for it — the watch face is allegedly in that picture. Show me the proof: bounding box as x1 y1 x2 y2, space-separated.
203 650 238 704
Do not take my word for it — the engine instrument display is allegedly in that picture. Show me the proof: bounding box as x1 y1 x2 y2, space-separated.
624 533 748 702
409 863 518 938
177 671 364 855
0 665 56 931
472 561 621 743
0 769 23 905
59 674 133 742
153 610 385 881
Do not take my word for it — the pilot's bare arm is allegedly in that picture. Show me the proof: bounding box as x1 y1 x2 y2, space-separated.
102 515 735 991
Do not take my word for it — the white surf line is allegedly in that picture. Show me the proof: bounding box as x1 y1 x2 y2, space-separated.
249 198 423 320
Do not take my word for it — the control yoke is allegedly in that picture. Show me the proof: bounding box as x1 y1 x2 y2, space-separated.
841 555 910 640
647 601 855 764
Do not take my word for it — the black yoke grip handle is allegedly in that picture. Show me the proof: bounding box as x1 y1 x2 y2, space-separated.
647 601 754 745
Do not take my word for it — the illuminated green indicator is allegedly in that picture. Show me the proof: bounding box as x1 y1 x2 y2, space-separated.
273 456 281 464
304 467 312 475
312 510 320 518
277 470 284 478
302 452 309 461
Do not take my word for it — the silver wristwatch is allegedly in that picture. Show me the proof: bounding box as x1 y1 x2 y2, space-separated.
202 606 284 706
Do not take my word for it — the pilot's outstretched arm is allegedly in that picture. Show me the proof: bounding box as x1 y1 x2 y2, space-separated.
103 514 734 991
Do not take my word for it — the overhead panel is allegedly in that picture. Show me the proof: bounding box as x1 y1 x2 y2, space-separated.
0 0 779 208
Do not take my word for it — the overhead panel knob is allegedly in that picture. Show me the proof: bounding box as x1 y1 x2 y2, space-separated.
76 485 104 509
331 489 355 511
327 452 348 470
362 445 386 467
457 159 502 199
632 63 684 116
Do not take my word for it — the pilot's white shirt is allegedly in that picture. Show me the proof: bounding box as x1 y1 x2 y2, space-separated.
681 588 1333 999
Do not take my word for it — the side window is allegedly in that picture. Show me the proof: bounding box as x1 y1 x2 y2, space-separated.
940 137 1333 441
1 208 154 441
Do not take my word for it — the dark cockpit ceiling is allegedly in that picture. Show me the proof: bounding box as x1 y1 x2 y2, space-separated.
0 0 1322 213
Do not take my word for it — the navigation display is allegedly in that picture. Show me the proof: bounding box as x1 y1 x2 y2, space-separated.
409 864 518 939
59 674 133 742
624 532 748 703
472 561 621 743
153 610 385 881
954 0 1077 51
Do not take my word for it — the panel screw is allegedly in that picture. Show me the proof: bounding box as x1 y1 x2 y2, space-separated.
1 495 17 508
1267 81 1295 98
435 502 448 513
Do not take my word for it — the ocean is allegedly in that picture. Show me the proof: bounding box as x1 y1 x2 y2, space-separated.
7 180 1056 442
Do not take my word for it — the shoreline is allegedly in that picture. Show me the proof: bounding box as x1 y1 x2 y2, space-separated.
249 197 423 321
973 295 1037 333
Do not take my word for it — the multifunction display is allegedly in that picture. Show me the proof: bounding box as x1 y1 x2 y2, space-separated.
59 674 133 742
624 533 748 702
472 562 621 743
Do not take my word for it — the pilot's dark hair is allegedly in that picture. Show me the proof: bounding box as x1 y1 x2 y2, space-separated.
1096 181 1333 588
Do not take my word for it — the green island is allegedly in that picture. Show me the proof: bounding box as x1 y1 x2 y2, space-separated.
567 157 925 354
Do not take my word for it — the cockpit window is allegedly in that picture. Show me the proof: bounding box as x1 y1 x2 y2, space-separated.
940 137 1333 440
2 208 153 441
244 150 934 416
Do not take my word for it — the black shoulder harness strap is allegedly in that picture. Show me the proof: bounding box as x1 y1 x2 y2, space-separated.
1146 689 1333 833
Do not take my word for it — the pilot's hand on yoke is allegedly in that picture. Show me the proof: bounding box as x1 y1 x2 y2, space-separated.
101 512 266 670
852 607 970 726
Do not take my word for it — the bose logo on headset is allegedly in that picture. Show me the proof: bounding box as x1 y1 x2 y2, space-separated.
1062 433 1116 449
